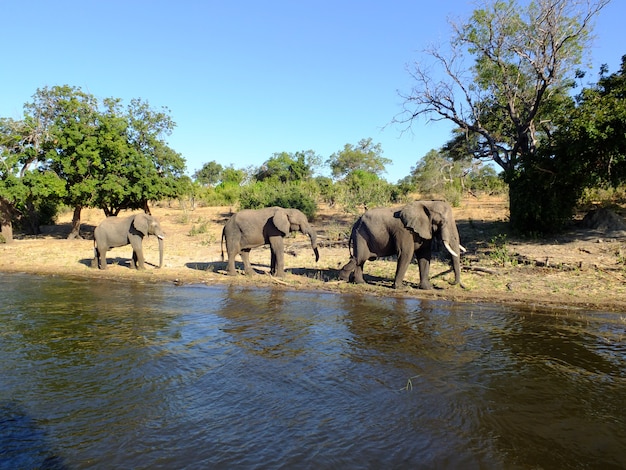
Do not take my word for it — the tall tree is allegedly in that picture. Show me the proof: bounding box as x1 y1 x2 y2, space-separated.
254 151 317 183
550 56 626 188
123 98 186 213
327 138 391 180
33 85 101 238
193 161 224 186
397 0 609 231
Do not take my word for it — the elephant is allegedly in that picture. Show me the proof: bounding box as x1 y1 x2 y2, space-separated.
221 206 320 277
91 213 165 270
339 200 465 289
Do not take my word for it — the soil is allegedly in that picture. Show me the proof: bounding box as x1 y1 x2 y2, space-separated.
1 195 625 313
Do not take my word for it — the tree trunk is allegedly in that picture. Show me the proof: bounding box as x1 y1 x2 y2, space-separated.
142 200 152 215
0 198 14 243
67 205 83 240
24 201 42 235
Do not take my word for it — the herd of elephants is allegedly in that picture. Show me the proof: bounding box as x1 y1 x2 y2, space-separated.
91 200 465 290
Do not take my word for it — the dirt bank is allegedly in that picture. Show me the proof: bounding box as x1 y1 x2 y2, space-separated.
1 196 625 312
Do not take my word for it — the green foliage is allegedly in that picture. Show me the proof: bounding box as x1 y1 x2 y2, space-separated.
488 234 517 267
327 138 391 179
467 165 507 194
398 0 607 231
239 182 317 220
550 56 626 190
193 161 223 186
334 170 398 214
508 163 582 234
188 218 210 236
0 86 187 234
221 166 248 185
509 55 626 234
312 176 339 206
254 150 318 183
219 182 243 205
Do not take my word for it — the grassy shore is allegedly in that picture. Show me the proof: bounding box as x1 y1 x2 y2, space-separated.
1 195 625 313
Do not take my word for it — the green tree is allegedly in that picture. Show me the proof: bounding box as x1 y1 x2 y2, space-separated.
552 56 626 188
193 161 224 186
327 138 391 179
254 150 318 182
397 0 609 232
32 86 103 237
0 118 32 240
122 98 186 212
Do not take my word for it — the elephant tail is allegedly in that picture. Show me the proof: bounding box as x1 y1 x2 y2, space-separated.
220 226 226 262
347 223 357 258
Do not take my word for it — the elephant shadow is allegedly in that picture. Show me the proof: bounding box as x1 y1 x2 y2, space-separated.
287 266 441 289
79 257 160 269
184 261 451 289
185 260 269 275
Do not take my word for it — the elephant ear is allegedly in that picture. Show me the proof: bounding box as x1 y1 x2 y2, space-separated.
133 214 150 236
272 208 291 235
399 202 432 240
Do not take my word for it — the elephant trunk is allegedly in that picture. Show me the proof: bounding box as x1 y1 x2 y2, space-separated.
157 236 164 268
305 226 320 262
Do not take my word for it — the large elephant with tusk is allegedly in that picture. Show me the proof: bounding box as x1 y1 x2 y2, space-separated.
339 200 465 289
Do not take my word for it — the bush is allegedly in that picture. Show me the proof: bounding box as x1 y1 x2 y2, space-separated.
335 171 399 213
509 167 581 234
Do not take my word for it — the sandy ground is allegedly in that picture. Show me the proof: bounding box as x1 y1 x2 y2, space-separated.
1 195 625 313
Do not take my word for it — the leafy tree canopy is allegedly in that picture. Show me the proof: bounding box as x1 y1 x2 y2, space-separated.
327 138 391 180
396 0 609 232
1 85 186 238
193 161 224 186
550 55 626 188
254 150 319 183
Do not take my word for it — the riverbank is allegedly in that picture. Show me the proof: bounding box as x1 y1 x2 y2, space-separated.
1 195 625 312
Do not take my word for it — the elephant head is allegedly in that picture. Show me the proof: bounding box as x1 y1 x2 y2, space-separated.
272 208 320 262
133 213 165 268
398 200 463 286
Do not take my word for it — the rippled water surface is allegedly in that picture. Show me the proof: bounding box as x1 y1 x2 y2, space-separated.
1 273 625 469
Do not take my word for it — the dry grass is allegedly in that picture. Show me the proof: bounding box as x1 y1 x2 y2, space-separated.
1 195 625 312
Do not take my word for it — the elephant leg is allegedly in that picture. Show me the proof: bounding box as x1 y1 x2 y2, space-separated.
393 252 413 289
91 247 99 269
98 247 108 270
270 249 277 275
226 255 237 275
130 237 145 269
353 260 366 284
415 243 433 289
269 238 285 277
339 258 356 281
241 249 255 275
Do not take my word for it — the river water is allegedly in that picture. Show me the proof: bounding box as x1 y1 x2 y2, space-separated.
0 273 625 469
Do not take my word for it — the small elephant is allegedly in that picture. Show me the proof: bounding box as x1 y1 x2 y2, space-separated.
91 213 165 270
339 200 464 289
221 206 320 277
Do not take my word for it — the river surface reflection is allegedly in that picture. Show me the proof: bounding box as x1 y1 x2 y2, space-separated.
1 273 625 469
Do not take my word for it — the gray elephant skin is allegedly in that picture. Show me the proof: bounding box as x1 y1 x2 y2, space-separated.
221 207 319 277
91 214 165 270
339 200 464 289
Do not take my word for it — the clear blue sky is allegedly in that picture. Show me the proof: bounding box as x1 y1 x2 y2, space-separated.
1 1 623 182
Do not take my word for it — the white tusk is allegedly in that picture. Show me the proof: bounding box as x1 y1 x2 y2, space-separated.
459 244 467 253
443 240 459 258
